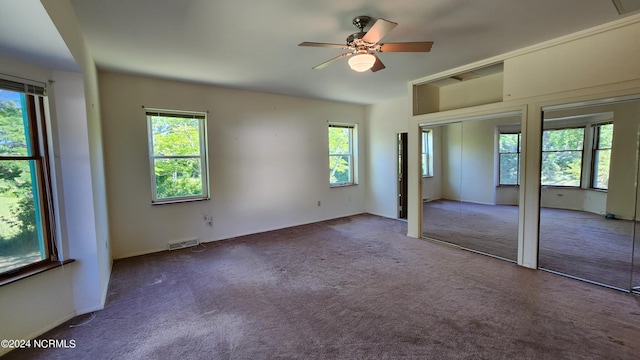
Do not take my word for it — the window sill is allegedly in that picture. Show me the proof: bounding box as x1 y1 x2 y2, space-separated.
588 188 608 193
422 175 434 179
330 183 357 188
152 197 210 205
0 259 75 287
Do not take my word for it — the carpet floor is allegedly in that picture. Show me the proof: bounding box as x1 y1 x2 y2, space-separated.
4 214 640 359
422 200 519 261
422 200 640 291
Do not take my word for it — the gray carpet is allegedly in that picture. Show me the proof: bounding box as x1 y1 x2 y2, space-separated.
539 206 637 290
422 200 519 261
422 200 640 291
4 214 640 359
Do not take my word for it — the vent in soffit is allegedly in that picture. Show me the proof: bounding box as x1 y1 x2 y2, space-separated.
451 71 480 82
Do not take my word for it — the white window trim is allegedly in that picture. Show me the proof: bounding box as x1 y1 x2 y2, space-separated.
589 121 613 191
146 108 210 204
0 82 60 279
540 126 585 188
328 123 357 187
421 129 433 177
497 130 521 186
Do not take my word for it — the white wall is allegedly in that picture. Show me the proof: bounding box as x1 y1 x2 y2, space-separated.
365 96 409 219
604 102 640 220
504 19 640 101
0 56 75 357
539 187 607 215
42 0 112 303
409 13 640 267
0 59 104 356
459 119 498 204
0 1 111 354
99 72 366 259
439 73 504 112
441 122 463 200
49 70 104 313
496 186 519 205
428 116 521 205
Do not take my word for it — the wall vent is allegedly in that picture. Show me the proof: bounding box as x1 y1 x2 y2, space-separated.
168 238 199 251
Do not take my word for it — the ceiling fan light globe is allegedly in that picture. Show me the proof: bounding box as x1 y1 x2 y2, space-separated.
348 53 376 72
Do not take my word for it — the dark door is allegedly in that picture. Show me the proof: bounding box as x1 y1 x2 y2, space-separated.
398 132 408 219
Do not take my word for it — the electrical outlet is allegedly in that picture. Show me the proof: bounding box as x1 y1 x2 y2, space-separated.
317 200 321 206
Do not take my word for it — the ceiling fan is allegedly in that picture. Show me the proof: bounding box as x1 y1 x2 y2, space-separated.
299 15 433 73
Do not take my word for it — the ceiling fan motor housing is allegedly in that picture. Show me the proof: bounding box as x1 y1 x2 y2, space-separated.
348 15 371 45
346 32 366 44
352 15 371 31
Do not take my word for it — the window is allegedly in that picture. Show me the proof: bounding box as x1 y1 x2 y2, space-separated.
591 123 613 190
146 109 209 203
328 123 356 186
0 80 57 277
421 129 433 177
498 132 521 185
541 127 585 187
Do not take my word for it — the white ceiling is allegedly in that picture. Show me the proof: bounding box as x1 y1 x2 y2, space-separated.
0 0 78 73
1 1 638 104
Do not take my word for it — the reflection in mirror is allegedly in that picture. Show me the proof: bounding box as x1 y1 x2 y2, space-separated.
635 164 640 294
539 99 640 291
421 112 521 262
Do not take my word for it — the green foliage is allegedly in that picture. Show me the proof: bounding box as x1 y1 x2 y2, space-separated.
0 93 39 257
328 127 352 184
541 128 584 186
154 159 203 198
499 133 520 185
542 128 584 151
0 98 28 156
598 124 613 148
499 133 519 153
152 117 200 156
4 193 36 233
421 130 433 176
593 124 613 188
151 116 204 198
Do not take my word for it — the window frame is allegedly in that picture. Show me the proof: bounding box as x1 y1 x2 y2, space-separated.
0 79 61 284
590 122 613 190
498 131 521 186
540 126 586 188
421 129 434 177
146 108 210 204
328 123 357 187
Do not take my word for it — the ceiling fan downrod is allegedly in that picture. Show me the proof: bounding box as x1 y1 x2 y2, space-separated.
347 16 371 45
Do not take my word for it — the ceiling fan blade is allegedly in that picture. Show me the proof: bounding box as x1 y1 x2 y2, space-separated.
362 18 397 44
299 42 348 49
379 41 434 52
371 53 385 72
312 52 353 70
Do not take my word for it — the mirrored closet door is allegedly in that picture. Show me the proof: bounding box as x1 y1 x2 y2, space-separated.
539 98 640 291
421 112 522 262
633 146 640 294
